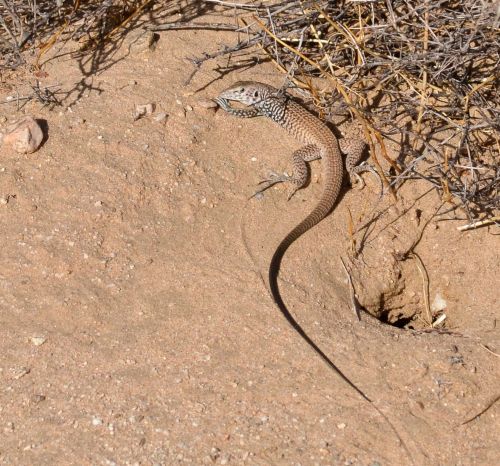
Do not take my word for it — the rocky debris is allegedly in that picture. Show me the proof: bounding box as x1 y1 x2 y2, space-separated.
30 336 47 346
431 292 447 312
0 116 44 154
131 30 159 53
133 103 155 121
153 112 168 123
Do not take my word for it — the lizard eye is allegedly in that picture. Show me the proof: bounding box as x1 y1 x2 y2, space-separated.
239 88 244 92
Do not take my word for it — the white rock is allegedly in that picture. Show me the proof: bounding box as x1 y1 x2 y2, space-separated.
30 336 46 346
1 116 44 154
431 293 447 312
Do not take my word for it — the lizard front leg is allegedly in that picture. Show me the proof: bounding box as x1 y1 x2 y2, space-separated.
215 97 260 118
253 144 321 200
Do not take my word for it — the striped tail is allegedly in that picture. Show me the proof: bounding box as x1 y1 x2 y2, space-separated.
267 163 373 402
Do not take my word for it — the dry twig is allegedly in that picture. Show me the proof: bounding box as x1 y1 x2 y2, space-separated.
1 1 498 222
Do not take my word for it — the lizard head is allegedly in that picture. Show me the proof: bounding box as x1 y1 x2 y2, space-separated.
218 81 277 106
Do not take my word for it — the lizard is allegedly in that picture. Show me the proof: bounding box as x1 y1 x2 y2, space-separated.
215 81 372 401
215 82 412 460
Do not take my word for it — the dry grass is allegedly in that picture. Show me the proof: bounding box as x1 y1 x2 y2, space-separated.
1 0 498 222
0 0 158 68
203 0 499 222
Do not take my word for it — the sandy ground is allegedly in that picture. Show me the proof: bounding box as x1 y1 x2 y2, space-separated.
0 9 499 466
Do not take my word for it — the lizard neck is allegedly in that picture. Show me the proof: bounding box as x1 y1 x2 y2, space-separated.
256 96 288 126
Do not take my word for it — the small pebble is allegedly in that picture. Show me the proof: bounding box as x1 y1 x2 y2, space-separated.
153 112 168 123
12 367 30 379
128 415 144 423
30 394 46 404
210 447 221 461
1 116 44 154
92 417 103 426
4 422 15 432
133 31 158 53
133 103 155 121
30 336 46 346
431 292 447 312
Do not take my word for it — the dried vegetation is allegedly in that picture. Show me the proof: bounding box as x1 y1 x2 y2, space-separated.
1 0 499 223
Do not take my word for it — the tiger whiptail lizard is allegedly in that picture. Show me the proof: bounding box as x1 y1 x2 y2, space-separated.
215 81 411 459
215 80 378 391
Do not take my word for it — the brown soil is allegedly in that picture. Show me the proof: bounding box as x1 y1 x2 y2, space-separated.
1 14 499 466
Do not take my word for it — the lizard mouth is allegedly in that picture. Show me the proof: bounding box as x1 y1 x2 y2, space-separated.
218 89 239 100
217 97 250 109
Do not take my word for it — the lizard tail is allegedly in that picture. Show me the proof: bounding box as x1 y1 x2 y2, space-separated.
266 159 373 399
267 178 414 462
268 231 373 403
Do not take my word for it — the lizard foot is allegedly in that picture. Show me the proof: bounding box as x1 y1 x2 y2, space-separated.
285 184 301 201
349 172 366 190
250 172 291 198
349 162 383 195
214 97 230 111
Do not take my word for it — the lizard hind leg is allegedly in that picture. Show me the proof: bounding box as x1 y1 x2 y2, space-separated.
252 144 321 200
338 125 383 191
340 135 383 194
340 134 367 187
